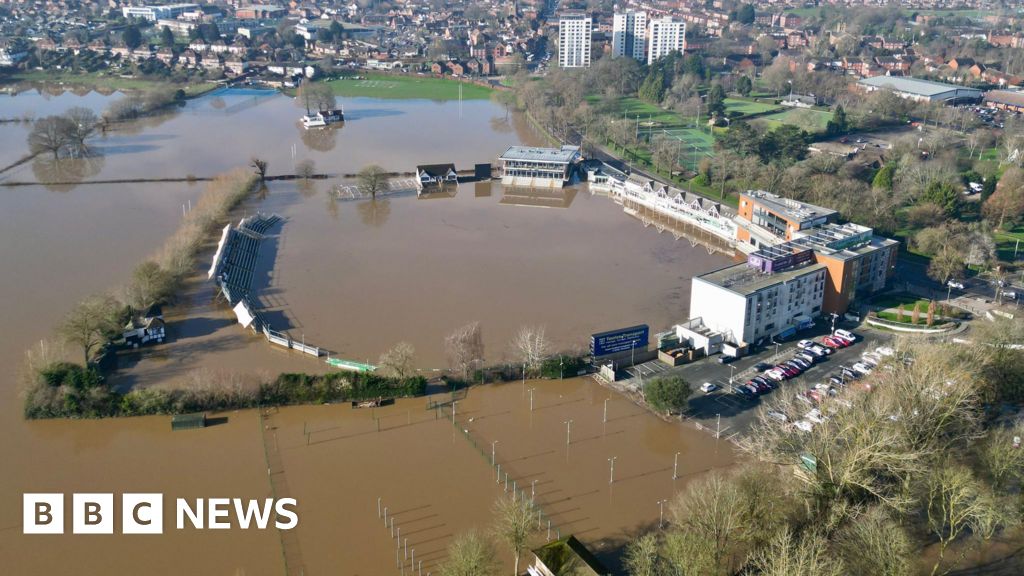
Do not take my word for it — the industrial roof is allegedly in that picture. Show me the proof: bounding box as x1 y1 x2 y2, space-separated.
697 262 826 297
499 145 580 164
985 90 1024 107
858 76 981 97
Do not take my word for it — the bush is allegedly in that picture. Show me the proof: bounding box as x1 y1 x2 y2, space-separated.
645 375 692 414
539 355 587 379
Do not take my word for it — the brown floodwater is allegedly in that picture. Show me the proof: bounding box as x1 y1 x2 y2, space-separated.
0 88 736 574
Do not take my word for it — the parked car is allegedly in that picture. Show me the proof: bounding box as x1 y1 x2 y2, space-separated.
751 380 771 393
831 334 854 345
828 375 844 387
752 376 775 390
823 337 847 349
798 339 816 349
735 386 755 398
795 352 817 365
834 329 857 341
811 344 832 356
852 362 873 375
700 382 719 393
764 369 785 382
718 354 738 364
754 362 774 371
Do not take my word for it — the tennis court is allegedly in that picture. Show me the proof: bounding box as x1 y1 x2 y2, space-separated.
639 126 717 160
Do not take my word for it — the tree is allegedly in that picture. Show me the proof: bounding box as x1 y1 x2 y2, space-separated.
58 294 123 363
835 507 912 576
358 164 388 199
706 84 726 118
624 533 659 576
977 421 1024 490
660 526 717 576
445 321 484 379
651 135 678 174
896 304 905 323
122 25 142 50
295 159 315 179
921 181 961 217
669 472 744 574
511 325 549 373
735 4 756 25
295 82 336 114
439 531 498 576
645 375 692 414
911 302 921 325
160 25 175 48
760 125 808 163
983 167 1024 229
717 121 761 157
923 464 1007 576
749 528 844 576
927 300 936 327
736 75 752 97
28 116 73 159
825 105 849 136
928 245 965 284
250 157 268 181
329 20 345 40
124 261 174 312
638 70 665 104
63 107 98 155
872 163 896 190
378 342 416 380
492 495 539 576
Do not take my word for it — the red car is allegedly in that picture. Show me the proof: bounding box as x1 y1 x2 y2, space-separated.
822 337 847 349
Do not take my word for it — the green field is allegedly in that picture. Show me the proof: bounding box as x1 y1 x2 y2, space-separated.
995 226 1024 262
651 127 716 160
723 98 782 117
587 96 692 128
755 107 834 133
1 70 215 96
326 73 492 100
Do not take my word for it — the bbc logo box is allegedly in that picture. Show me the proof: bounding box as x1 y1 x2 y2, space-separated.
24 493 163 534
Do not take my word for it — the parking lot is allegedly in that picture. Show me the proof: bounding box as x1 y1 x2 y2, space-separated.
611 321 893 440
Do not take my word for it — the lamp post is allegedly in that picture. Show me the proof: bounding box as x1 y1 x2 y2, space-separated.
673 452 680 480
603 398 609 423
491 440 499 466
829 312 839 335
657 499 667 529
564 420 573 446
729 364 736 386
608 457 617 484
528 387 536 411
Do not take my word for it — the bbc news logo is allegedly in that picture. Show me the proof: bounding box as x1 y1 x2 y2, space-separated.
24 494 298 534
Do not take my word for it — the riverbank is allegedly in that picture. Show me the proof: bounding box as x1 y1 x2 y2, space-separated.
0 70 218 97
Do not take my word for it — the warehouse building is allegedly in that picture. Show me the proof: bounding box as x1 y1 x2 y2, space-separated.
857 76 982 103
984 89 1024 113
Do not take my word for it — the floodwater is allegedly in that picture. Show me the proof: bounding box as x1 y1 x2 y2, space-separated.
0 87 736 574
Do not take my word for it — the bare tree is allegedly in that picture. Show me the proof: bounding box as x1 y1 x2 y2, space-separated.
63 106 98 155
511 325 549 373
624 533 659 576
358 164 388 199
295 82 337 114
251 157 268 181
58 294 123 363
445 321 484 379
977 420 1024 492
668 472 745 574
123 261 175 312
378 342 416 380
439 530 498 576
28 116 73 159
923 464 1007 576
295 159 316 179
834 506 913 576
660 526 717 576
492 495 539 576
749 528 844 576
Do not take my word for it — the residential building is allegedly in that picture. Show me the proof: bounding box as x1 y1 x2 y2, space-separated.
647 17 685 65
499 145 581 188
857 76 982 103
558 12 592 68
612 9 646 61
121 4 198 21
736 190 838 248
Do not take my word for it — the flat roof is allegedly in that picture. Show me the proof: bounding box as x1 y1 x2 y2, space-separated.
985 89 1024 107
789 222 896 261
743 190 837 224
697 262 826 297
858 76 982 97
500 145 580 164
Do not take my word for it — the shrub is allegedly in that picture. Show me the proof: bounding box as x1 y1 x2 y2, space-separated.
645 375 692 414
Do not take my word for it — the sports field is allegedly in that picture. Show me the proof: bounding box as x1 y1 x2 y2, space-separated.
326 74 493 100
755 107 834 133
723 98 782 117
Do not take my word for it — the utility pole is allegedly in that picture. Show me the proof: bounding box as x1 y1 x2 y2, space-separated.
492 440 499 466
608 456 617 484
564 419 573 446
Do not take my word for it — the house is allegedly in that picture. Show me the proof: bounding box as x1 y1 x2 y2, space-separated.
528 535 610 576
122 305 166 348
416 163 458 194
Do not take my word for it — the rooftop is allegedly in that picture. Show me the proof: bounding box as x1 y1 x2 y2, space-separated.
499 145 580 164
697 261 826 297
858 75 982 97
743 190 837 224
985 89 1024 107
789 222 896 261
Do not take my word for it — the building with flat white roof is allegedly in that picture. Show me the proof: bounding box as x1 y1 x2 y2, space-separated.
857 76 982 103
612 10 646 62
558 12 592 68
647 17 685 65
692 258 827 346
122 4 198 21
499 145 581 188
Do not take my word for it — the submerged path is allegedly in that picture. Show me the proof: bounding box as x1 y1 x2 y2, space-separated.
260 407 306 576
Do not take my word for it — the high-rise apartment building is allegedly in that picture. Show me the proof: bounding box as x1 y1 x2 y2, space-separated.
558 12 592 68
612 10 646 61
647 17 686 65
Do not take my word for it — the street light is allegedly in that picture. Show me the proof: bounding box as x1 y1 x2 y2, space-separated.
729 364 736 385
603 398 609 423
673 452 681 480
608 457 617 484
491 440 499 466
657 499 667 529
528 387 536 411
564 419 573 446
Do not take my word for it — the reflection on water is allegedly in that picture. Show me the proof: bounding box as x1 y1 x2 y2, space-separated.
500 186 577 209
31 153 105 192
298 122 338 152
356 198 391 227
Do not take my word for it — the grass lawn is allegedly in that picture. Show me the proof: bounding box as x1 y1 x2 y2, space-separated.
587 95 692 129
2 70 215 96
724 98 782 117
871 292 936 311
755 107 834 133
325 73 492 100
994 226 1024 263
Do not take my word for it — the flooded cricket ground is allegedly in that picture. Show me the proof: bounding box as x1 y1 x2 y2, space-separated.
0 87 736 574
